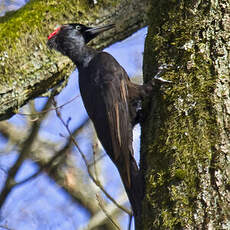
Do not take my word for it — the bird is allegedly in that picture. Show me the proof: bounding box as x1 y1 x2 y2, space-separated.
47 23 170 220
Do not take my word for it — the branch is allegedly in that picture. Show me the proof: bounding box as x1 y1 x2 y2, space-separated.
96 194 121 230
79 193 128 230
0 105 125 229
0 97 52 209
0 0 148 121
14 138 70 186
0 118 104 215
0 115 123 230
17 94 80 117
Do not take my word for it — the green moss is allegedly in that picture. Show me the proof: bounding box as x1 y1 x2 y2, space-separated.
0 0 124 120
140 0 220 229
0 0 121 85
173 169 187 180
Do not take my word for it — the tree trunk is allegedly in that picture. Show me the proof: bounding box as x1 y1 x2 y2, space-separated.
140 0 230 229
0 0 149 120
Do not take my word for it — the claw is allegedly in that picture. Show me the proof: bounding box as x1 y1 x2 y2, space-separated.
154 76 172 83
153 64 172 84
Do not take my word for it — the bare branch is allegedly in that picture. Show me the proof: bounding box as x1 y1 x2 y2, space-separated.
17 94 80 117
0 105 124 230
0 97 52 209
92 140 100 182
96 194 121 230
79 193 127 230
0 117 103 216
14 138 70 186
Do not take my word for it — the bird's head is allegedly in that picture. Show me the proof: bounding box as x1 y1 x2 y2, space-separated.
47 23 114 55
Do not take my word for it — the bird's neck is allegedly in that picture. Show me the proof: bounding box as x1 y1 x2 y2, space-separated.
66 44 98 68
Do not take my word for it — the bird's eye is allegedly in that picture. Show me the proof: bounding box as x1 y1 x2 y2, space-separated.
75 25 81 30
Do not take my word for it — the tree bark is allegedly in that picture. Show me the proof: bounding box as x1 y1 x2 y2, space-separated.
0 0 149 120
140 0 230 229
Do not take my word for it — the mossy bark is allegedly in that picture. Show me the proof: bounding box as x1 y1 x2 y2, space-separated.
140 0 230 229
0 0 149 120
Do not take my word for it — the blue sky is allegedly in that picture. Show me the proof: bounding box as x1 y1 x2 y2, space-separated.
0 1 147 229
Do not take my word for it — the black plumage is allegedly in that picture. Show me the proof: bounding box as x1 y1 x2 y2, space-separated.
47 23 170 221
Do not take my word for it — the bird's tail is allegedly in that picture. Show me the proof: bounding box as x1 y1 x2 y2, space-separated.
118 154 143 219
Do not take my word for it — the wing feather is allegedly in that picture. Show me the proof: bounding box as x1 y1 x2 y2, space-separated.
79 52 133 188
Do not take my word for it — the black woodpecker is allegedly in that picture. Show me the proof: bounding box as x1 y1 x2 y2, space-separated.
47 23 170 221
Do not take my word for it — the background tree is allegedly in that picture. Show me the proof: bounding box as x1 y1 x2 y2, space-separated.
141 0 230 229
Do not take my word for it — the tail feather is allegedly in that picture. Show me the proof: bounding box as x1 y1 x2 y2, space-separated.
117 154 143 218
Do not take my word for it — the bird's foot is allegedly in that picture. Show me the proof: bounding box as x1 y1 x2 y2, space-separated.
153 64 172 84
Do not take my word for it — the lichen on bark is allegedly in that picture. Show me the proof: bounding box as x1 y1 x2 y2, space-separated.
140 0 230 229
0 0 148 120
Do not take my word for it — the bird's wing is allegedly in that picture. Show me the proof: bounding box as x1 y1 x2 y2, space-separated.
79 52 133 188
